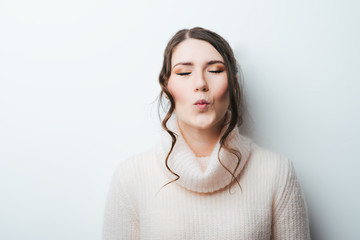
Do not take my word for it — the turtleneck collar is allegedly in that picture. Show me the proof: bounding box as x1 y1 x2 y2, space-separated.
155 112 253 193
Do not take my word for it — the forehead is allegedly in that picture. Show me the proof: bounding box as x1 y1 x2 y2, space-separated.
171 38 224 67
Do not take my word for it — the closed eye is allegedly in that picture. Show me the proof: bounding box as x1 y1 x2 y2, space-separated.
176 70 223 76
209 70 223 73
177 72 191 76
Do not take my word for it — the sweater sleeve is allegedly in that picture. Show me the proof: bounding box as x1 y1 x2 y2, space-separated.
102 163 140 240
271 158 311 240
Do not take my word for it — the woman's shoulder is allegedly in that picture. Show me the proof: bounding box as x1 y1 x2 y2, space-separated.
112 148 157 177
246 141 295 180
240 141 302 201
250 143 290 164
107 147 170 204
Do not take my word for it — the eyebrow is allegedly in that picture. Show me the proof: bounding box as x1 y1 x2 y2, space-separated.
172 60 225 70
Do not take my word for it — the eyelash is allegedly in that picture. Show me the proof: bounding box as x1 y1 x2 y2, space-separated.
177 70 223 76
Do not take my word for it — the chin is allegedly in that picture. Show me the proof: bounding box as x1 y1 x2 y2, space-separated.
177 111 224 131
192 114 218 129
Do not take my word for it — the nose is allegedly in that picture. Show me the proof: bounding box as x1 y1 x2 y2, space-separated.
194 71 208 92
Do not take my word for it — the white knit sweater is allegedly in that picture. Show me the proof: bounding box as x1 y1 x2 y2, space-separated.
103 116 311 239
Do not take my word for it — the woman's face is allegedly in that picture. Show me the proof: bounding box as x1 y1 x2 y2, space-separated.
167 38 230 132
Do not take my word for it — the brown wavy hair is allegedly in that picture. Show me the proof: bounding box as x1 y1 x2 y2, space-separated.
157 27 245 193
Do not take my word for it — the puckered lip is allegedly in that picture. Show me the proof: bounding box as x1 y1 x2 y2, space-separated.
194 99 210 105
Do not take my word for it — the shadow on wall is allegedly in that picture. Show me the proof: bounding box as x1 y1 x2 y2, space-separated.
309 206 321 240
234 50 319 240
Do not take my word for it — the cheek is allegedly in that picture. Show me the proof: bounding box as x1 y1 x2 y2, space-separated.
215 79 230 102
167 80 187 103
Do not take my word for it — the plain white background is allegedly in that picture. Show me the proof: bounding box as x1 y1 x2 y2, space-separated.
0 0 359 239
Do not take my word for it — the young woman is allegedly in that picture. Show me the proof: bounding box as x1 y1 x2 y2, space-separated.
103 27 310 239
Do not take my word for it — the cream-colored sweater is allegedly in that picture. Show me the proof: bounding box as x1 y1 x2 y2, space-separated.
102 116 311 239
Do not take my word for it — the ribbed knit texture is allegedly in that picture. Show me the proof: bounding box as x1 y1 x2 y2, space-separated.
103 117 311 239
155 113 252 193
197 156 209 172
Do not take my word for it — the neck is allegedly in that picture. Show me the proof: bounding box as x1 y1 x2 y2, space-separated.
177 116 226 157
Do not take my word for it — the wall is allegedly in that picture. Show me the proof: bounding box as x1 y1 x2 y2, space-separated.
1 0 359 239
